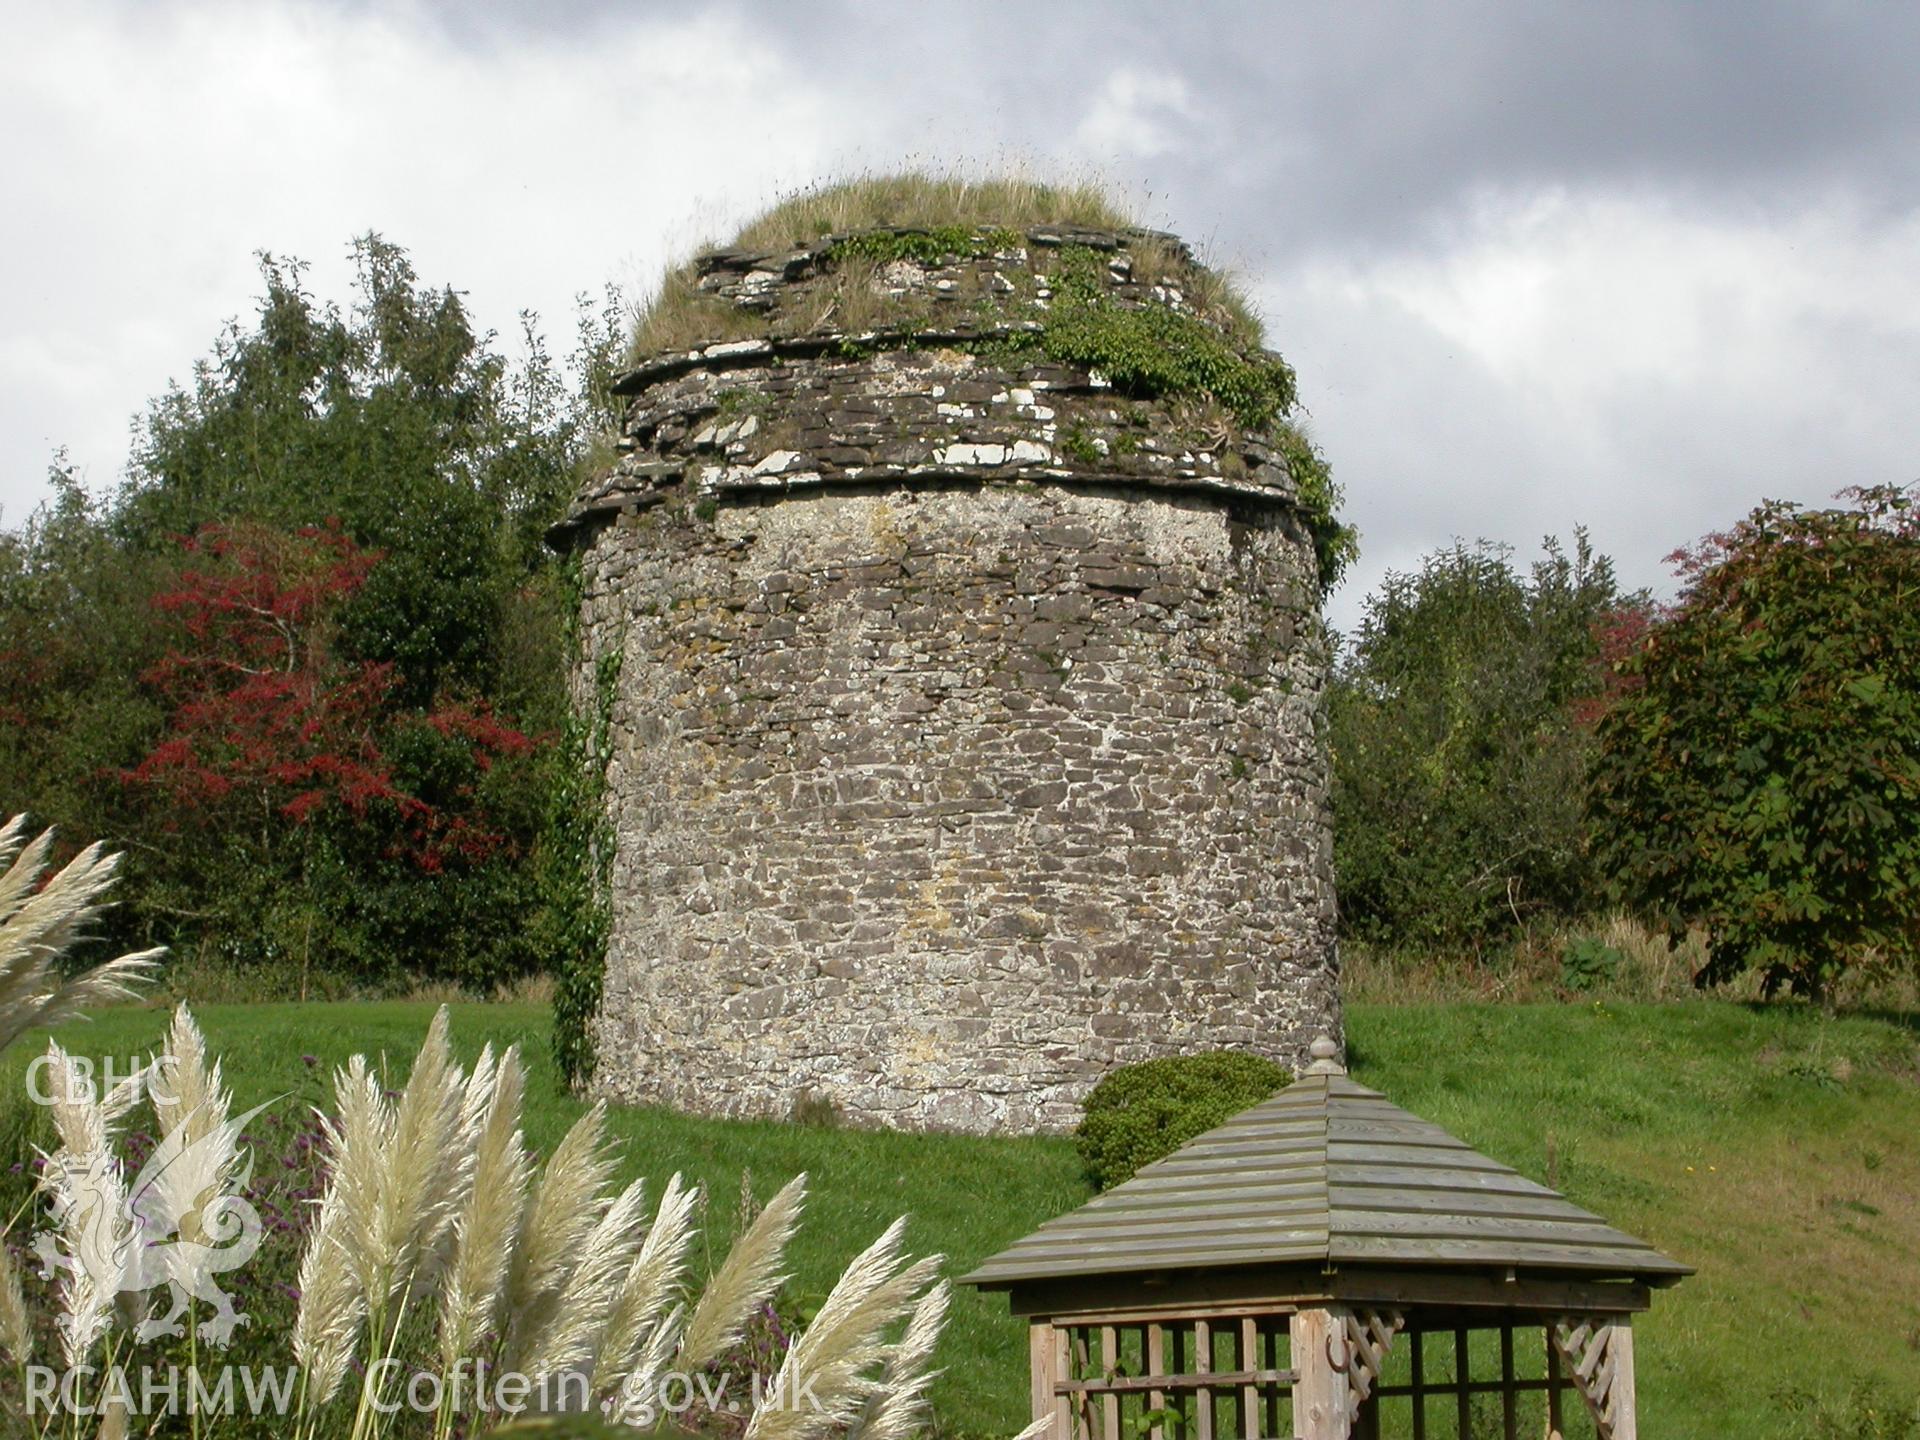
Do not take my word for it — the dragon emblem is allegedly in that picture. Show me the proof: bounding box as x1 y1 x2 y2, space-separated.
33 1099 273 1348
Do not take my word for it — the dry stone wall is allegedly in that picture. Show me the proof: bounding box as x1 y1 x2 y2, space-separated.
556 225 1342 1133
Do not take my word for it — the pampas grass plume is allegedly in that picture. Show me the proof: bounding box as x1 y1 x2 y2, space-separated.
0 1242 31 1363
0 817 159 1053
293 1192 367 1409
436 1044 531 1364
846 1280 950 1440
593 1170 701 1393
37 1044 132 1369
680 1171 806 1371
371 1005 466 1304
746 1216 944 1440
517 1175 650 1381
500 1101 616 1372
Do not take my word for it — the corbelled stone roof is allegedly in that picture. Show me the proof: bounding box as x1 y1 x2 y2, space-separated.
551 225 1308 548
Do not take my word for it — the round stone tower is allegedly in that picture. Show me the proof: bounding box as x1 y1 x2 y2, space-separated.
551 212 1344 1133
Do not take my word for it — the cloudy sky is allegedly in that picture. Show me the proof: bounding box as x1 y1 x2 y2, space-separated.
5 0 1918 629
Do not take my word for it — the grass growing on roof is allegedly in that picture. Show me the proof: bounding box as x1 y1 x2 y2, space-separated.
619 176 1355 586
728 174 1134 251
627 173 1135 361
623 170 1273 368
8 999 1917 1437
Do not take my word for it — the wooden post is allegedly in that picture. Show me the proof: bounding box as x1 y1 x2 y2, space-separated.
1031 1320 1065 1440
1194 1317 1214 1440
1289 1307 1351 1440
1545 1327 1564 1440
1453 1330 1470 1440
1101 1325 1121 1440
1148 1321 1166 1440
1610 1320 1638 1440
1241 1316 1261 1440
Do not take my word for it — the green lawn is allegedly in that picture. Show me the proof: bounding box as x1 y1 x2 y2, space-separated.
8 1000 1917 1438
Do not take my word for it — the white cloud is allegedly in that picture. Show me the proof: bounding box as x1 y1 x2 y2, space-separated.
1263 189 1920 631
1072 68 1200 161
6 0 1919 655
1364 189 1920 408
0 0 849 520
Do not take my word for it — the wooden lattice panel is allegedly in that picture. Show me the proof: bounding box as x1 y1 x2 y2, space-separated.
1042 1314 1296 1440
1551 1314 1637 1440
1337 1307 1404 1408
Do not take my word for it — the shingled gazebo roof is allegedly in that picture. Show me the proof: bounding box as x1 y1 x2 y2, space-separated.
965 1039 1691 1290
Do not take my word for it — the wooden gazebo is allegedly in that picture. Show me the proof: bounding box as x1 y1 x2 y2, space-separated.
963 1038 1689 1439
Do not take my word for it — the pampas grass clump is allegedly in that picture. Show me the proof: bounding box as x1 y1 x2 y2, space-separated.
0 921 1025 1440
14 1005 259 1440
0 812 157 1424
0 813 160 1055
289 1011 985 1440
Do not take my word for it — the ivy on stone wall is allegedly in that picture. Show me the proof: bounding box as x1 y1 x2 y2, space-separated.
1037 246 1297 428
1273 425 1360 592
538 567 621 1087
1028 247 1357 590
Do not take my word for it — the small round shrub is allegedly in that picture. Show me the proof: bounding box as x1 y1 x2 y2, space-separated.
1075 1050 1291 1190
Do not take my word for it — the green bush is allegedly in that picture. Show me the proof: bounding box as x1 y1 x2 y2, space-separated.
1560 935 1623 992
0 238 626 1003
1330 533 1640 949
1075 1051 1290 1190
1590 486 1920 1001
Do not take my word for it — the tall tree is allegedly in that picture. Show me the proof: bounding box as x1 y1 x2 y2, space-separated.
0 459 169 913
1330 532 1640 947
1589 486 1920 1000
1 238 623 987
122 235 619 704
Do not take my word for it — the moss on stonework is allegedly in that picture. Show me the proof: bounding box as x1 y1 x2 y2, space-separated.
828 226 1022 267
1012 246 1356 588
713 387 771 418
618 175 1358 589
1059 423 1103 464
1031 246 1295 427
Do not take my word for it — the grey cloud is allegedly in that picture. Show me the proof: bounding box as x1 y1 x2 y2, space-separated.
9 0 1919 634
262 3 1920 263
698 2 1920 251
